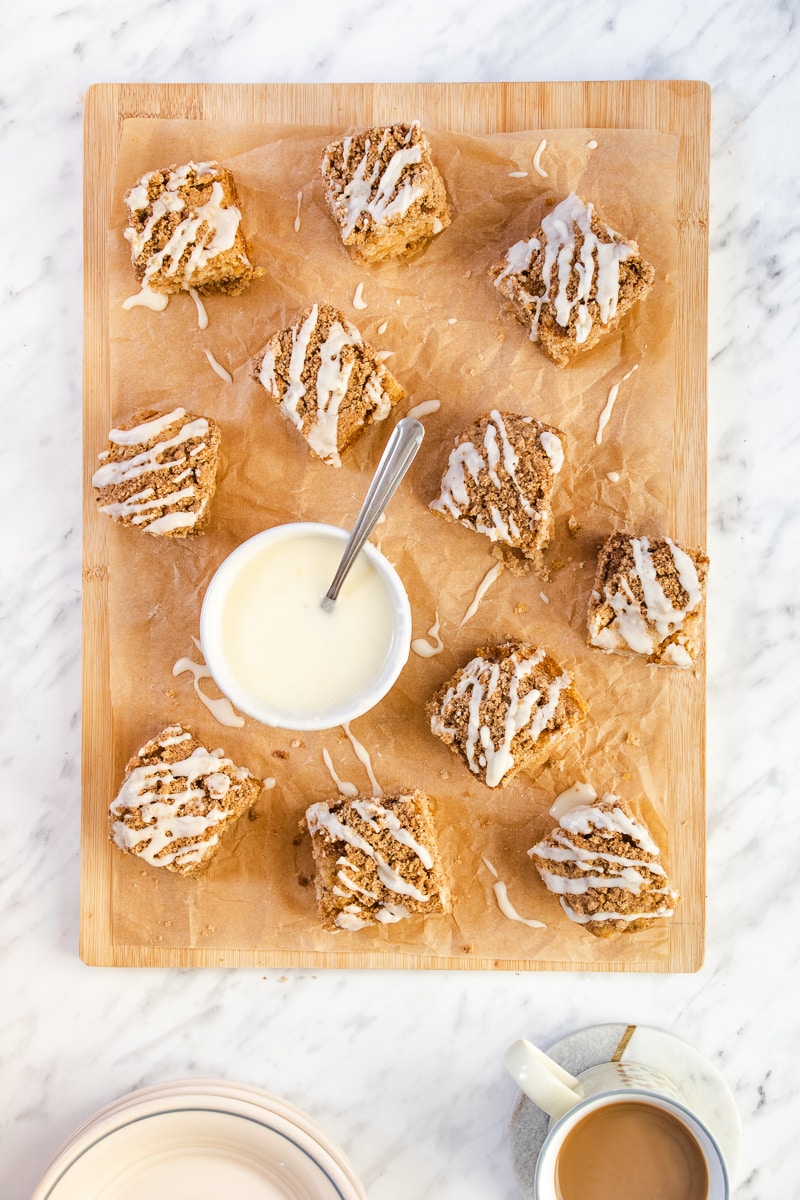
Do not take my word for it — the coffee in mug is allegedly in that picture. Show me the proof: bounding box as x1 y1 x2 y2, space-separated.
553 1098 709 1200
504 1038 729 1199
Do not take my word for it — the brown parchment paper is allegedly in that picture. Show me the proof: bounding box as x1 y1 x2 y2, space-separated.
104 118 685 967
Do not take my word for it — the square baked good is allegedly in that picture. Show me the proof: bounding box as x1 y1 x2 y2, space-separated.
252 302 405 467
304 791 451 931
124 161 259 297
528 792 678 937
429 409 565 577
587 531 709 668
427 641 587 788
109 725 262 877
320 121 451 263
92 407 221 537
491 193 655 367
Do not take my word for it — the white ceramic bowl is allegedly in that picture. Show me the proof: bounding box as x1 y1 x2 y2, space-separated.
200 522 412 731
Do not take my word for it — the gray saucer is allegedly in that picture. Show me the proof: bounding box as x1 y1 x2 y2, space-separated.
508 1024 741 1199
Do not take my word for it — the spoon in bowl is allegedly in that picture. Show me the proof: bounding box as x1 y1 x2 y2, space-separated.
321 417 425 612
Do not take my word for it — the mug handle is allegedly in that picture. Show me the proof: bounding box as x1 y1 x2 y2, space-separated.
504 1039 584 1120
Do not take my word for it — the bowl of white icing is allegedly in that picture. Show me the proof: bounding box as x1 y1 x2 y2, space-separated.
200 522 412 730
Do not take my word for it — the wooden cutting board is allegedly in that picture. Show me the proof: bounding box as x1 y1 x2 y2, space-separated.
82 81 709 970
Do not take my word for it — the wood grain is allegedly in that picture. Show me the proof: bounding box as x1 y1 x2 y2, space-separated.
82 82 710 970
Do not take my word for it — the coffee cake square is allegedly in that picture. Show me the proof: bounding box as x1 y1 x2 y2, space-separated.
529 792 678 937
109 725 262 877
304 791 451 932
92 407 221 537
124 160 259 297
252 302 404 467
491 193 655 367
428 641 587 788
321 122 450 263
587 532 709 668
429 409 565 577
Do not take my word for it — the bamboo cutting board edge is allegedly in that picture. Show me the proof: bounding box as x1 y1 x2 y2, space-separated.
81 81 710 970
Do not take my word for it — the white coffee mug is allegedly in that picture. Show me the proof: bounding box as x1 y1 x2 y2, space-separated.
505 1038 730 1200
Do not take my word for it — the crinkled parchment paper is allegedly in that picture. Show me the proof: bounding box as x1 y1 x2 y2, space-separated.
104 118 682 966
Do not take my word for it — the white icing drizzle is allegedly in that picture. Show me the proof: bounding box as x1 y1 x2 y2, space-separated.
494 237 539 289
106 408 188 447
539 592 549 604
204 348 233 383
173 641 245 729
549 781 598 819
431 646 571 788
322 748 358 798
557 796 660 854
596 364 638 445
532 138 548 177
662 641 693 668
539 865 655 895
328 127 426 238
336 910 370 931
377 319 389 335
189 287 209 330
447 317 457 324
110 741 250 868
98 485 199 532
263 777 277 790
459 563 503 627
353 281 368 309
294 190 303 233
606 471 621 483
559 899 674 926
374 903 411 923
665 537 703 610
586 138 599 150
495 193 634 345
412 611 443 658
406 399 441 420
539 430 564 474
342 722 383 795
537 830 666 877
122 285 169 312
376 349 394 361
482 857 546 928
124 164 244 290
93 415 208 489
508 170 529 178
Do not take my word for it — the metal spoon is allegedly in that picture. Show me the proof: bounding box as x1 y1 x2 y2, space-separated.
321 417 425 612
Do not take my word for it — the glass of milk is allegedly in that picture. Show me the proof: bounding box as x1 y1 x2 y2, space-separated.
200 522 412 730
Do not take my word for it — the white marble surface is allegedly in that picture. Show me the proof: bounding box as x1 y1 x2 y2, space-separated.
1 1 799 1197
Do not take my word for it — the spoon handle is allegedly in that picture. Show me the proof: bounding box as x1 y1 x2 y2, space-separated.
322 417 425 609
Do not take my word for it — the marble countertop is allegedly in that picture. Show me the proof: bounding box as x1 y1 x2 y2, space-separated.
1 1 798 1197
